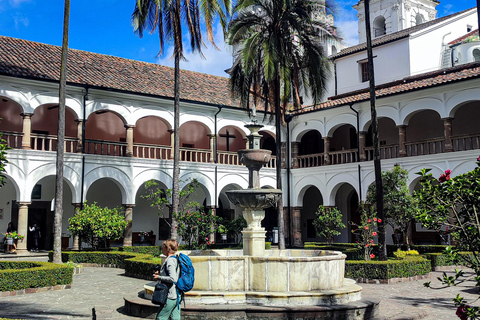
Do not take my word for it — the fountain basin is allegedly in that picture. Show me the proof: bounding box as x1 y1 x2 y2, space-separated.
143 249 358 307
238 149 271 167
226 188 282 210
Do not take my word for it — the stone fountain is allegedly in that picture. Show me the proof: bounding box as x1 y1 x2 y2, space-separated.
124 121 378 319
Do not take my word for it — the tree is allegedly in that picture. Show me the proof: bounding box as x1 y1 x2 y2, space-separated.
228 0 335 249
68 202 128 250
53 0 70 264
363 0 386 260
313 205 345 244
415 156 480 319
366 165 417 249
132 0 231 241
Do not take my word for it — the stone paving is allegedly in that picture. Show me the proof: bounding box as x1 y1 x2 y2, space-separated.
0 254 478 319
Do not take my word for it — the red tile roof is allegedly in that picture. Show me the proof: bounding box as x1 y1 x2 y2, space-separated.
294 62 480 115
0 36 239 108
448 29 480 45
331 8 476 59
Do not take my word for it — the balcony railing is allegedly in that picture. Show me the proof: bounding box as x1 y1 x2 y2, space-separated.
133 143 170 160
31 133 78 153
85 139 127 157
328 149 358 165
1 131 23 149
405 137 445 156
296 153 325 168
365 144 399 161
452 133 480 151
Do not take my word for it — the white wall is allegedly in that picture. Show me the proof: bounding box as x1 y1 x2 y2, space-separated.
335 38 410 95
409 10 478 75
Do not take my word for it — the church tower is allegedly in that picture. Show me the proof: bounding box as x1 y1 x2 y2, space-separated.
354 0 439 43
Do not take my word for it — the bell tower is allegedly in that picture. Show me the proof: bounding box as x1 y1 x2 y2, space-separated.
354 0 439 43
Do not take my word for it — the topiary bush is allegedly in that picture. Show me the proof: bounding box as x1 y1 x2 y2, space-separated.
345 256 431 280
48 251 150 267
113 246 161 256
0 261 73 292
423 252 474 269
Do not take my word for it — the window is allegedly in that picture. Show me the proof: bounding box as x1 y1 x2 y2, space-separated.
360 62 369 82
373 16 386 37
415 13 424 26
467 25 473 33
331 45 337 55
474 49 480 62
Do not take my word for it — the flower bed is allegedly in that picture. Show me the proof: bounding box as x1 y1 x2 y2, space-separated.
0 261 73 292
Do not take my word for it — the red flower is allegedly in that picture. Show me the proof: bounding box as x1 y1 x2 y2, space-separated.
365 244 369 247
477 155 480 162
456 305 469 320
445 169 452 176
439 174 447 182
364 226 369 230
207 241 211 245
174 226 178 229
378 219 382 223
368 219 371 223
370 254 375 259
370 239 374 243
372 231 377 236
198 218 201 221
373 218 377 222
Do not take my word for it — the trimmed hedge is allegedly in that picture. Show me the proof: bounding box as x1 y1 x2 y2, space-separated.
48 251 151 267
113 246 161 256
345 256 431 280
0 261 73 292
424 252 474 269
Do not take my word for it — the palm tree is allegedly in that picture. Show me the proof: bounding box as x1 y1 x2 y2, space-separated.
228 0 335 249
53 0 70 264
132 0 231 240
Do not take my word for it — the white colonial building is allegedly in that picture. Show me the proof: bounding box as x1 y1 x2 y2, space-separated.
0 0 479 252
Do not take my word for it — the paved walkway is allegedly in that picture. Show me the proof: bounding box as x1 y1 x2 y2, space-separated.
0 256 477 319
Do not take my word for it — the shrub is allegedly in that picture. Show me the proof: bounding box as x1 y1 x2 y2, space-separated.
345 256 431 280
313 206 345 244
114 246 161 256
0 261 73 292
393 249 419 260
48 251 149 267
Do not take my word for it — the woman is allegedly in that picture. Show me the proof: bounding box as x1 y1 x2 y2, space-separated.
153 239 180 320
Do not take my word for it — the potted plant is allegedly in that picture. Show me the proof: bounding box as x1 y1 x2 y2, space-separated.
218 225 227 241
138 231 150 243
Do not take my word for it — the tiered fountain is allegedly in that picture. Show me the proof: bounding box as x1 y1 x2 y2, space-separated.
124 121 378 319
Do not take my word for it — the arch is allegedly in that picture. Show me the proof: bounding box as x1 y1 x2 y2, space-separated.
299 130 324 155
181 114 214 134
217 125 248 152
218 174 248 198
326 114 357 137
360 105 399 131
473 49 480 62
31 104 78 138
132 169 173 199
260 176 276 189
446 87 480 117
134 115 171 146
415 13 425 25
0 173 21 202
30 92 81 119
400 98 444 125
87 99 129 125
0 84 30 113
179 120 212 150
0 96 24 132
326 174 359 206
294 175 326 207
292 119 325 141
27 163 80 203
179 171 214 206
132 105 173 129
84 166 130 204
85 110 127 143
373 16 386 37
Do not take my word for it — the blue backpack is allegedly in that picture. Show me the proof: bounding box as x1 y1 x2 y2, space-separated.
174 253 195 308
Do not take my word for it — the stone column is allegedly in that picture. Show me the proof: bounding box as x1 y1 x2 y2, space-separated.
292 207 303 248
208 134 216 163
398 125 407 157
71 203 83 250
359 131 367 161
16 202 30 255
21 113 33 149
168 129 175 160
125 125 135 157
75 120 83 153
209 206 216 243
443 118 453 152
291 142 300 168
281 142 287 169
244 138 249 149
123 204 135 247
323 137 331 165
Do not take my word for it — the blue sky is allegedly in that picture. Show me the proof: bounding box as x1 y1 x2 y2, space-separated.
0 0 477 77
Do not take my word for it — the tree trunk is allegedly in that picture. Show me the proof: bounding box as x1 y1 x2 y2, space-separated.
170 51 180 240
53 0 70 264
364 0 386 260
274 74 285 250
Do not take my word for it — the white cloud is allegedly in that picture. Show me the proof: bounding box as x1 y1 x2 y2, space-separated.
13 14 29 29
156 25 233 77
441 4 454 16
9 0 30 7
334 1 359 46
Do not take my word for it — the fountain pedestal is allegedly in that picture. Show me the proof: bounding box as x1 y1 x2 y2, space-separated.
242 228 266 256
